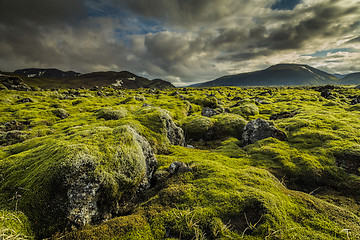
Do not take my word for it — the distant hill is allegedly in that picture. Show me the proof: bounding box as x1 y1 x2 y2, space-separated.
195 64 339 87
11 68 175 89
15 68 80 79
332 73 347 79
339 72 360 85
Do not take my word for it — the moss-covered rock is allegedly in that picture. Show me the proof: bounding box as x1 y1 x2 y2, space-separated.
231 100 259 117
242 118 287 145
0 125 157 238
97 107 127 120
212 113 247 139
53 108 70 119
181 115 214 141
135 107 185 147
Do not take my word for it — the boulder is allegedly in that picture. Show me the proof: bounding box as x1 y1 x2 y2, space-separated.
201 107 221 117
269 111 298 120
181 115 214 141
0 125 157 238
135 107 185 146
19 98 34 103
97 108 127 120
320 89 332 99
0 130 28 145
168 161 192 174
0 76 31 91
53 108 70 119
3 120 24 131
242 118 287 145
351 97 360 105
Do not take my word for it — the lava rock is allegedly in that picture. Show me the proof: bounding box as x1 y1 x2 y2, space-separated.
19 98 34 103
242 118 287 145
0 76 32 91
53 108 70 119
201 107 221 117
168 161 192 174
0 130 29 145
270 111 298 120
321 89 332 99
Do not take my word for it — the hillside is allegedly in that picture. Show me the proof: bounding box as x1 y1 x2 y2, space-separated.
15 68 80 79
2 83 360 239
196 64 339 87
339 72 360 85
11 68 175 89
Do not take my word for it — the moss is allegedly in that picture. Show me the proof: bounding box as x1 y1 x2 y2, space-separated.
181 115 214 141
2 86 360 239
0 210 34 239
97 107 128 120
212 113 247 139
56 214 153 240
231 102 259 118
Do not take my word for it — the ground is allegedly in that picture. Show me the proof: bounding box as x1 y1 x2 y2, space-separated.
1 85 360 239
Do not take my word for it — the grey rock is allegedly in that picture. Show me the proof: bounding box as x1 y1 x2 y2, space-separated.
201 107 221 117
168 161 192 174
242 118 286 145
53 108 70 119
1 76 31 91
162 112 185 146
19 98 34 103
64 126 157 228
0 130 28 145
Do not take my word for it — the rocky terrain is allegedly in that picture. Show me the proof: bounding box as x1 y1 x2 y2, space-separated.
1 76 360 239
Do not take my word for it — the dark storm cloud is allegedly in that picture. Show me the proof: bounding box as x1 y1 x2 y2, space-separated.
0 0 359 85
0 0 86 25
264 1 360 50
0 0 87 66
116 0 259 28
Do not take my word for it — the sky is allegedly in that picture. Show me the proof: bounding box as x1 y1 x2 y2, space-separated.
0 0 359 86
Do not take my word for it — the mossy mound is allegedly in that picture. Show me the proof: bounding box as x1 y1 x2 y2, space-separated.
231 100 259 118
181 115 214 141
0 125 156 238
134 107 185 147
212 113 247 139
97 107 128 120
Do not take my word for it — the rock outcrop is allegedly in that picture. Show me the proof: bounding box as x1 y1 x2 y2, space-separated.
135 107 185 147
242 118 286 145
0 76 31 91
201 107 221 117
1 125 158 238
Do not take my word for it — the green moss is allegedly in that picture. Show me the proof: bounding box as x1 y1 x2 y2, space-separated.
231 102 259 118
0 210 33 239
212 113 247 139
97 107 128 120
2 86 360 239
181 115 214 141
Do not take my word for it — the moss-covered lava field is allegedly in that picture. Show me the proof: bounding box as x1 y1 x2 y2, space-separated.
2 84 360 239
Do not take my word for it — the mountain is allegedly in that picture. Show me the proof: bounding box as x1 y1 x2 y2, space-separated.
332 73 347 79
196 64 339 87
339 72 360 85
15 68 80 79
11 69 175 89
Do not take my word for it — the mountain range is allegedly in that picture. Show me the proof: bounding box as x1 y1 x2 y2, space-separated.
2 64 360 89
194 63 359 87
4 68 175 89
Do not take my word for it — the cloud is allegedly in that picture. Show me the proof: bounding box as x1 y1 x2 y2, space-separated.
0 0 359 85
